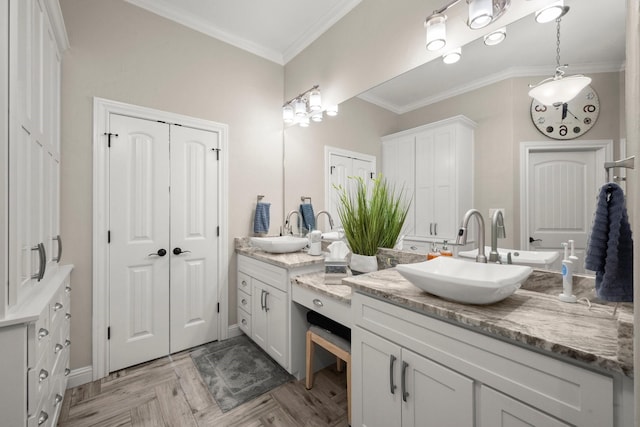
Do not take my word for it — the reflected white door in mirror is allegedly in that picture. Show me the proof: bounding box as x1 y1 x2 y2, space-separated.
382 116 476 254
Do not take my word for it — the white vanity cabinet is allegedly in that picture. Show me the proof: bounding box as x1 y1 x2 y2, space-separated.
352 292 621 427
236 254 323 377
355 327 473 427
382 116 475 244
0 266 72 427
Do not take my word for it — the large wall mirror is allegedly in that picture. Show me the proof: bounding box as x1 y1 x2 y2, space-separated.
283 0 626 273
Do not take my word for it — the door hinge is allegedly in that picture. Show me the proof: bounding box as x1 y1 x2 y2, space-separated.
217 303 220 313
217 226 220 237
330 166 335 175
104 132 118 148
107 230 111 244
107 327 111 340
212 148 220 160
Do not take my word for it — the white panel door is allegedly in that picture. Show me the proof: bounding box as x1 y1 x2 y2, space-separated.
169 125 219 353
251 280 268 351
353 327 401 427
432 126 456 240
329 153 351 229
402 348 474 427
109 114 170 372
264 285 287 368
415 131 435 237
527 150 598 272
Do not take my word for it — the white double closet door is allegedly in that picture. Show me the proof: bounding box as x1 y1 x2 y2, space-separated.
108 114 219 372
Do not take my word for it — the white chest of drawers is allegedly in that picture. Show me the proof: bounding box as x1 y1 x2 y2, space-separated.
0 265 73 427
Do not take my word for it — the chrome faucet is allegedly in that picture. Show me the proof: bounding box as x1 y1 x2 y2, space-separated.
315 210 334 231
455 209 487 263
284 210 301 236
489 210 506 263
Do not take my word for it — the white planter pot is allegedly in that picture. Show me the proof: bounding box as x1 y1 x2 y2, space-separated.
350 253 378 274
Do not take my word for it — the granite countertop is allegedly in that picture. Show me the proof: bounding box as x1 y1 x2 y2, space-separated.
344 268 633 378
235 237 324 269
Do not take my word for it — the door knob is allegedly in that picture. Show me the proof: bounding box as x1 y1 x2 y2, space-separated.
529 237 542 243
173 247 191 255
148 249 167 257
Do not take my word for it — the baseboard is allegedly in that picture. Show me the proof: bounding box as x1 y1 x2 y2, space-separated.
227 323 243 338
66 365 93 388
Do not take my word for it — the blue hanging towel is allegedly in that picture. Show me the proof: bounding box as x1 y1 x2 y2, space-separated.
584 183 633 302
300 203 315 232
253 202 271 234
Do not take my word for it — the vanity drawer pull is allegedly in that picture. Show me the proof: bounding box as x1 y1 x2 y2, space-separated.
64 368 71 376
65 285 71 293
38 328 49 340
66 313 72 320
54 393 63 405
241 280 248 288
389 354 397 394
39 369 49 382
312 298 324 307
54 302 64 311
54 343 64 353
410 245 418 250
241 298 247 306
38 411 48 425
65 339 71 347
241 319 247 326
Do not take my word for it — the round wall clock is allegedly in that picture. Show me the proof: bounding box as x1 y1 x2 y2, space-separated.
530 85 600 140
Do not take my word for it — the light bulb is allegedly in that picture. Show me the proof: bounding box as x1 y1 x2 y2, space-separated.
468 0 493 29
309 89 322 112
299 116 310 127
442 48 461 64
425 14 447 51
282 104 294 123
311 111 323 122
326 105 339 116
483 27 506 46
294 99 307 117
535 1 568 24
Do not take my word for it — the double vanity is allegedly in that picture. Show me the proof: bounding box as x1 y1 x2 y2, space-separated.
235 238 633 427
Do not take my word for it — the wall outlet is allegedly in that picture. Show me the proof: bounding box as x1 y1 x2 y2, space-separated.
489 208 505 219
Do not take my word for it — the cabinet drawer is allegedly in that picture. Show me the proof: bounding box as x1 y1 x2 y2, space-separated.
238 271 252 295
28 312 50 369
237 308 251 335
238 289 251 312
238 255 287 292
401 239 429 254
292 284 351 328
353 293 613 427
28 362 50 417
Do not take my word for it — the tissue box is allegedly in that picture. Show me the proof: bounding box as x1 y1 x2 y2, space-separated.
324 259 350 284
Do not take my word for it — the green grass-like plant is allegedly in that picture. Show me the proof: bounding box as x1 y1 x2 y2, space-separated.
335 174 411 256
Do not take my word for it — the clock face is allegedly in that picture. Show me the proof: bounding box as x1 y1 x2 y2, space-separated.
530 85 600 140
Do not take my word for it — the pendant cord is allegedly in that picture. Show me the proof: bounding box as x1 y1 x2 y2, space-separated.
555 18 561 68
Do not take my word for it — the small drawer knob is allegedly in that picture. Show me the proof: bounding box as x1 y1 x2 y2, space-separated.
54 343 64 353
38 411 48 425
312 298 324 307
241 319 247 325
64 368 71 376
65 312 72 320
65 286 71 293
65 339 71 347
54 393 63 405
39 369 49 382
54 302 63 311
38 328 49 340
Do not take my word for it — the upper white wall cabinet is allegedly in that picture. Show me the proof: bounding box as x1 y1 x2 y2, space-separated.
382 116 475 246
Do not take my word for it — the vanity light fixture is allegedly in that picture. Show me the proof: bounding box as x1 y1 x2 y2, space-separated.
528 16 591 106
534 0 569 24
442 47 462 64
424 0 510 51
282 85 337 127
483 27 506 46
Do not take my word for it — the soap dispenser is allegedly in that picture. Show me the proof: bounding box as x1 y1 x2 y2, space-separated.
427 241 441 260
440 240 452 257
559 242 577 303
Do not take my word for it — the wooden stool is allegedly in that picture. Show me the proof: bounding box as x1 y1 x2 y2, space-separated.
305 325 351 425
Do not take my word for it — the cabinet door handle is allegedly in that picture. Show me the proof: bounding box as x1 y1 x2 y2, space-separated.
39 369 49 382
38 328 49 340
31 243 46 281
54 302 64 311
434 223 438 236
429 223 433 235
401 361 410 402
312 298 323 307
38 411 48 425
389 354 397 394
52 235 62 263
260 289 265 310
264 291 270 312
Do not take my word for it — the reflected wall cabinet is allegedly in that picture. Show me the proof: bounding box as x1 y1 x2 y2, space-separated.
0 1 71 425
382 116 475 251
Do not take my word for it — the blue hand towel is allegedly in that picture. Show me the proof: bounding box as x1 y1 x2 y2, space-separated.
300 203 315 232
253 202 271 234
584 183 633 302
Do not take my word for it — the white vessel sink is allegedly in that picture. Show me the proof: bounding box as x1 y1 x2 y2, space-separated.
251 236 308 253
458 246 559 268
396 257 533 305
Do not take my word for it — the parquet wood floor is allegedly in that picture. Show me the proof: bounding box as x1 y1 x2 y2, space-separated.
57 349 349 427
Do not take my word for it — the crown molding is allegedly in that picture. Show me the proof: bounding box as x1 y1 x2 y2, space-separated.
282 0 361 64
125 0 285 64
359 62 625 115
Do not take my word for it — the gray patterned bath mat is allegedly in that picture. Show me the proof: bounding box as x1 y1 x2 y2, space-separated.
190 334 294 412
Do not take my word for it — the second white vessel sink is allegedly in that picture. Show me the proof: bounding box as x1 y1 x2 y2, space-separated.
250 236 308 253
396 256 533 305
458 246 559 268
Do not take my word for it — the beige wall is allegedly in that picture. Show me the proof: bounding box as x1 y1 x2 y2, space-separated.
60 0 284 369
284 97 398 222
